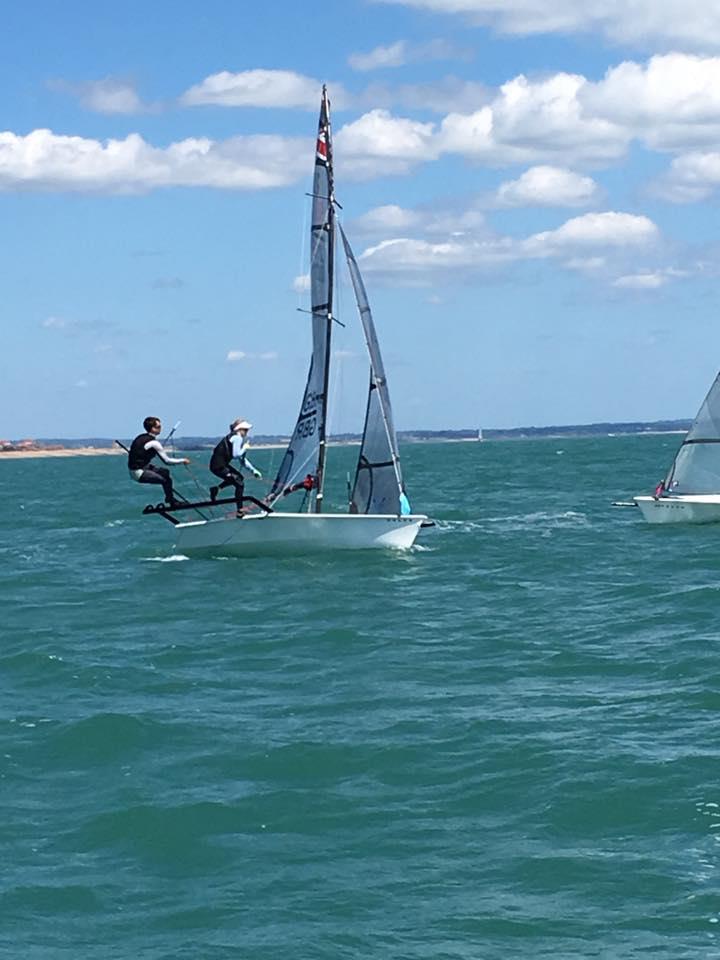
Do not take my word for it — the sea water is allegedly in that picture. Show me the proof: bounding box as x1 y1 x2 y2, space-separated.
2 436 720 959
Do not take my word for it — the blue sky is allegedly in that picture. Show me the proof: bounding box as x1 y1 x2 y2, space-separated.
4 0 720 438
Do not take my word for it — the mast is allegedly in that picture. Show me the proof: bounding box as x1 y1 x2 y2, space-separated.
266 87 335 510
314 84 334 513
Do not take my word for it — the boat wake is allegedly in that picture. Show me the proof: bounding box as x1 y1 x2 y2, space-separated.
435 511 590 535
141 554 190 563
488 509 590 529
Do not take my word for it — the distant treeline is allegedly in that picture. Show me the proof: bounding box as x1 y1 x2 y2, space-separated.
475 419 693 440
26 420 694 449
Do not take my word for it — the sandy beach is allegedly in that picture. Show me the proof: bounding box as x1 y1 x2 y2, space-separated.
0 447 125 460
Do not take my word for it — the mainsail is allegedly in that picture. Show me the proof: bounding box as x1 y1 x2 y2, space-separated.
339 224 409 516
664 372 720 494
269 88 335 509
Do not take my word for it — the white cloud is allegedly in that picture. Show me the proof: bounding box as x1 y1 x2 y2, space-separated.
79 79 147 115
354 209 661 284
51 77 150 114
349 38 471 71
18 54 720 198
351 204 424 234
335 109 438 177
181 69 328 109
0 130 307 193
360 77 488 113
42 315 70 329
582 54 720 151
292 274 310 293
495 166 598 207
371 1 720 53
563 256 607 273
612 267 688 288
656 151 720 202
353 201 486 239
359 236 516 280
226 350 278 362
612 272 668 289
429 53 720 175
350 41 409 71
439 73 628 166
522 212 659 257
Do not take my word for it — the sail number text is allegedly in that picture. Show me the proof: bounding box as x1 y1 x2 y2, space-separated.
297 416 317 438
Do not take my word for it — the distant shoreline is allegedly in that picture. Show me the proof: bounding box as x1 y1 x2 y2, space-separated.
0 443 288 461
0 427 689 460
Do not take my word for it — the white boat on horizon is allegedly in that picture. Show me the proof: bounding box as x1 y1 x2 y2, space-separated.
145 87 429 555
634 370 720 524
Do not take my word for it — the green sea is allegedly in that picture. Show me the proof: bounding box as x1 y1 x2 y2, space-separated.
3 435 720 959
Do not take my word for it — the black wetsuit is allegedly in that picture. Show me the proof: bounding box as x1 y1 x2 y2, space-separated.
209 434 245 503
128 433 177 504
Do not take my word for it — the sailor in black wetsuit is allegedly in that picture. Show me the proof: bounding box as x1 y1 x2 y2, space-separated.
128 417 189 507
209 418 262 506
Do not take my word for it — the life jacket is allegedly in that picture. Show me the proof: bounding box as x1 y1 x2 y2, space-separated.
209 434 233 474
128 433 157 470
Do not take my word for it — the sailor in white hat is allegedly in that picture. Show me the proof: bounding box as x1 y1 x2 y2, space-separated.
208 417 262 505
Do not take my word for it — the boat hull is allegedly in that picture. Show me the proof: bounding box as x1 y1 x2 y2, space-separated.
634 495 720 524
173 511 427 555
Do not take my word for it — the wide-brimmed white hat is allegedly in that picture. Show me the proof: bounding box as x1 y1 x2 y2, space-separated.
230 418 252 431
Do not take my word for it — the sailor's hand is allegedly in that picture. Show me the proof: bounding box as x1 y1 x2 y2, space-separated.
182 458 190 465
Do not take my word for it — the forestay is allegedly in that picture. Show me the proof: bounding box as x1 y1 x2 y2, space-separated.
339 224 409 516
665 372 720 493
269 92 334 505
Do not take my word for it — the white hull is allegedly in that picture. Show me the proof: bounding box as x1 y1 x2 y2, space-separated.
634 494 720 524
173 511 427 555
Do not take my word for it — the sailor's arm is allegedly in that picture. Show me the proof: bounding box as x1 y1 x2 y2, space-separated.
231 436 262 477
242 454 261 478
146 439 189 466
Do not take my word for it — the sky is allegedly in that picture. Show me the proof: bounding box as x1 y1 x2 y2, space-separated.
4 0 720 438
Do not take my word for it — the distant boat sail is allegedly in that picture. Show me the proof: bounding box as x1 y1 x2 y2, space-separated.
635 370 720 523
141 87 429 553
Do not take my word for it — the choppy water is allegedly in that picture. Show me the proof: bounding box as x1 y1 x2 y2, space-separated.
3 436 720 959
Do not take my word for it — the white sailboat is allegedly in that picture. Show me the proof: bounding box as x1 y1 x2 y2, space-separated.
634 371 720 523
147 87 428 554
